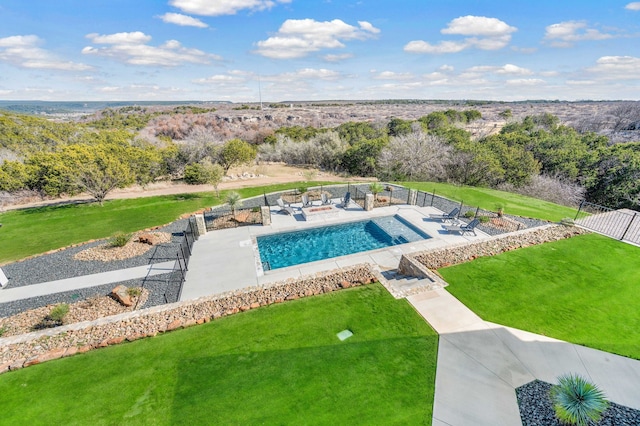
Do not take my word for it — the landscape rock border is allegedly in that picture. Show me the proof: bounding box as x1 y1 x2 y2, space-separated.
0 264 379 373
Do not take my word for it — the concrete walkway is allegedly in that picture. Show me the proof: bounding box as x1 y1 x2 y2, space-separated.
408 289 640 425
0 261 176 304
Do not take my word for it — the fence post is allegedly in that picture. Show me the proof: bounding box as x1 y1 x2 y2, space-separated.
474 206 480 218
575 200 585 221
621 212 637 241
263 192 269 207
430 190 436 206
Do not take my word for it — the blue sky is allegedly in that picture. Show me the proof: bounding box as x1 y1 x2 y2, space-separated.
0 0 639 102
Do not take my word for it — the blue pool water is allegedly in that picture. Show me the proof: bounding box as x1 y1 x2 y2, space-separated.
258 215 431 270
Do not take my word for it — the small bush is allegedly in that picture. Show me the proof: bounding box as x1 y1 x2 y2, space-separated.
463 211 475 218
561 217 575 227
126 287 142 297
550 373 608 426
0 326 6 337
49 304 69 323
184 163 209 185
478 215 490 223
108 232 132 248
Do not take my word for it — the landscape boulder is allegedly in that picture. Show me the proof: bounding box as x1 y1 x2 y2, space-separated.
137 233 160 245
111 285 133 307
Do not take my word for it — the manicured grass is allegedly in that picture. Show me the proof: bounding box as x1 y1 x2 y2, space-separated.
401 181 578 222
0 284 438 425
439 233 640 360
0 181 339 264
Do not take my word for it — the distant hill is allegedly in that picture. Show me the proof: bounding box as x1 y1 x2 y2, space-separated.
0 100 230 116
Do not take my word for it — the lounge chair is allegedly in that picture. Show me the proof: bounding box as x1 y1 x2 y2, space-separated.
443 218 480 235
277 198 291 213
429 207 460 222
301 194 313 207
321 193 332 205
341 192 351 209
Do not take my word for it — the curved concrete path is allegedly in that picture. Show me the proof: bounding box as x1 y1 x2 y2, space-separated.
408 289 640 426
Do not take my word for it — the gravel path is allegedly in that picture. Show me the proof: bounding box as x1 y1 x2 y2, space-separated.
517 380 640 425
0 219 188 317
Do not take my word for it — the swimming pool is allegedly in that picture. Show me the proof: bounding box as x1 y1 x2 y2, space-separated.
257 214 431 270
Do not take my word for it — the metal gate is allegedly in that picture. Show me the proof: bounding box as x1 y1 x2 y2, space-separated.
575 201 640 245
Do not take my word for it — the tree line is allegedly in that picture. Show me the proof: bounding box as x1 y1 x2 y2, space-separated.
1 107 639 209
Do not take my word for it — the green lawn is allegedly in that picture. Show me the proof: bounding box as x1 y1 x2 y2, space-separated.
439 233 640 360
0 284 438 425
401 181 578 222
0 181 338 264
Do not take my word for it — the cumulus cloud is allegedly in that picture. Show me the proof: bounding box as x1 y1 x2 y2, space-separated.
466 64 533 75
82 31 220 66
322 53 354 62
170 0 291 16
625 2 640 11
158 13 208 28
263 68 343 81
404 15 516 54
544 21 614 47
505 78 545 85
0 34 92 71
441 16 517 36
371 71 414 80
587 55 640 79
254 19 380 59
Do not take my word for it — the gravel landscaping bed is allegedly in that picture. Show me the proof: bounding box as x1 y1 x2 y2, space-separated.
517 380 640 425
0 273 183 318
1 219 188 288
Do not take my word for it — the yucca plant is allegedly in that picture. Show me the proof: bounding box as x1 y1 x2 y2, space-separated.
550 373 608 426
226 191 242 220
369 182 384 201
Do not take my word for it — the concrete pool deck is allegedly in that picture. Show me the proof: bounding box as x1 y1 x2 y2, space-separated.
180 202 488 301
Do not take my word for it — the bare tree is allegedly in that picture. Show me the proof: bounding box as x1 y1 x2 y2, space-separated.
378 131 452 181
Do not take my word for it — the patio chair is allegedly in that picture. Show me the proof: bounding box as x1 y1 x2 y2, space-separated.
341 192 352 209
429 207 460 222
443 218 480 235
276 198 291 213
321 193 333 205
301 194 313 207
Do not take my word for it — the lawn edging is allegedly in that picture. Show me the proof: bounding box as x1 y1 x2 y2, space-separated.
0 263 381 374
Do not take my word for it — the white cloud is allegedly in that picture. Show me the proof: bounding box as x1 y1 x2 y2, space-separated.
82 32 220 66
439 65 454 72
587 55 640 79
170 0 291 16
506 78 545 85
441 15 517 37
254 19 380 59
404 40 468 54
322 53 354 62
371 71 414 80
496 64 533 75
263 68 343 82
0 34 92 71
404 15 516 54
544 21 614 47
158 13 208 28
193 73 248 84
625 2 640 11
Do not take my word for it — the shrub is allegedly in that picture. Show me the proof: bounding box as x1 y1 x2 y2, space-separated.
550 373 608 426
126 287 142 297
478 215 490 223
49 303 69 323
108 232 132 248
183 163 209 184
561 217 575 227
0 326 6 337
463 210 475 218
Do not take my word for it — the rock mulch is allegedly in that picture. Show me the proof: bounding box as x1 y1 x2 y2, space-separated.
517 380 640 425
0 264 378 373
0 289 148 338
73 232 172 262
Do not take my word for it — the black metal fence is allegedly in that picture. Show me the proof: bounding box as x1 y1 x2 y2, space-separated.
414 188 528 235
137 217 199 305
575 200 640 244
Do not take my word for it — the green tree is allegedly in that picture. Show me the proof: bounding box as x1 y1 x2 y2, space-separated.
219 139 256 173
387 118 413 137
340 138 387 176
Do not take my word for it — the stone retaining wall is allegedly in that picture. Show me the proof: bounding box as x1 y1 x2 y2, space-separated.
412 224 588 271
0 264 379 374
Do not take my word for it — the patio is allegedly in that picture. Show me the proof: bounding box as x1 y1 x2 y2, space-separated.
181 200 488 301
